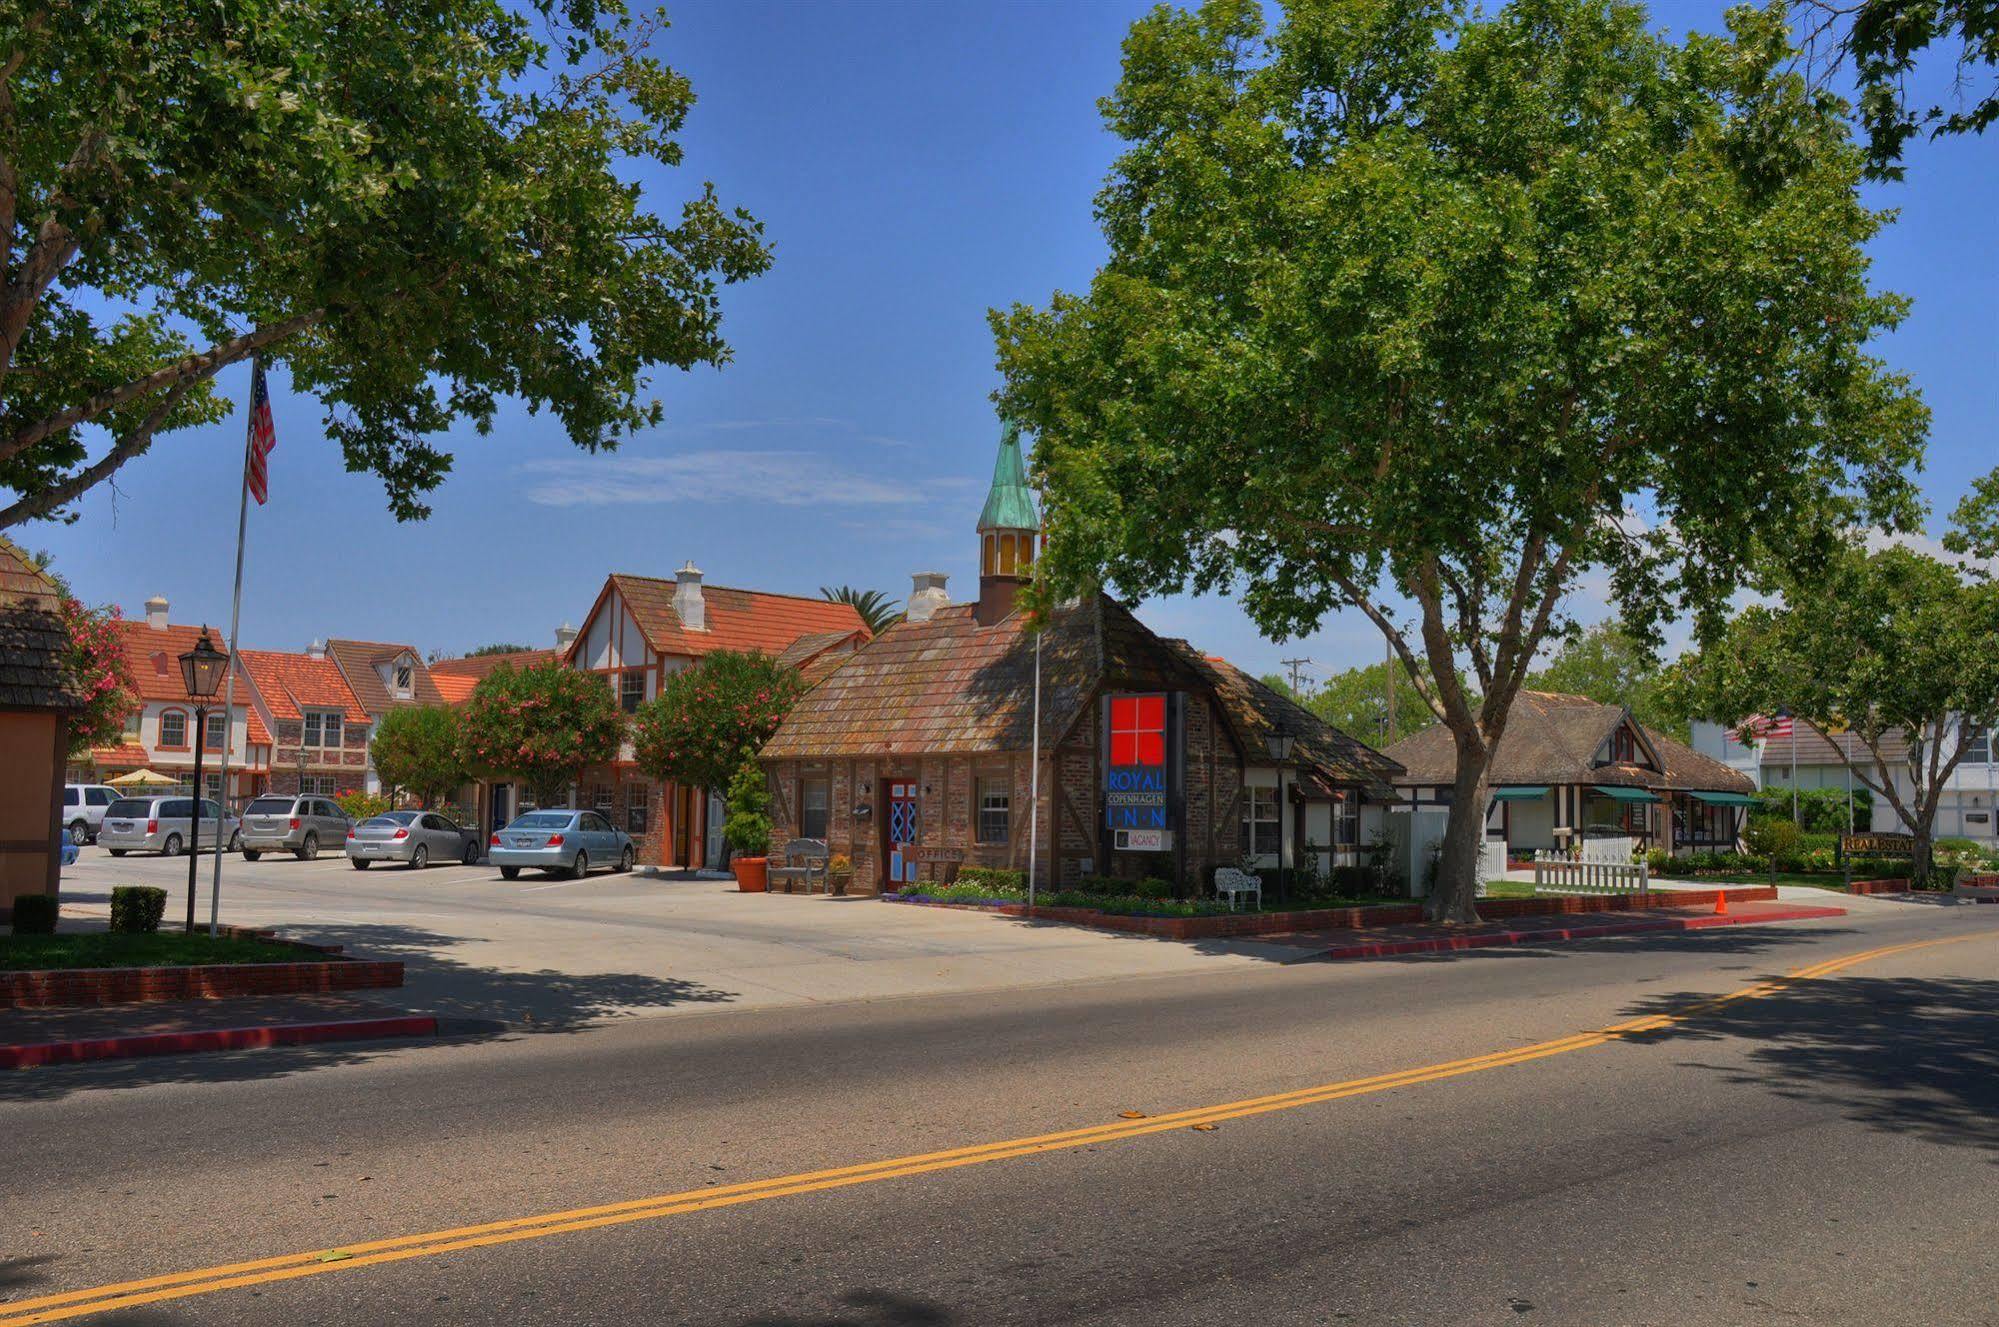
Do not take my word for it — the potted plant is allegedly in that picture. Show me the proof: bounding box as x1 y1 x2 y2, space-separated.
827 852 853 896
724 757 772 893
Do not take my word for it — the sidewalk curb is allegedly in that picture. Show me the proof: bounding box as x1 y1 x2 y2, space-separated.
1314 905 1848 962
0 1013 438 1069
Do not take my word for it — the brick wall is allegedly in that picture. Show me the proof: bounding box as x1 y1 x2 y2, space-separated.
0 957 405 1008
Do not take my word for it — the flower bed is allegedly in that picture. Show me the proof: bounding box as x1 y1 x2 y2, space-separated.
0 930 402 1009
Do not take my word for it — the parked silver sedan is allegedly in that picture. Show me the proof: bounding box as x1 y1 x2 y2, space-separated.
488 809 634 880
97 796 242 857
347 810 483 870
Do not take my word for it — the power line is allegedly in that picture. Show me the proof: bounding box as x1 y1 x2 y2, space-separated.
1280 657 1313 695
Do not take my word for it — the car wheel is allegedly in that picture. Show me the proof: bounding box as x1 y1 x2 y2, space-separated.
298 832 319 861
618 846 634 873
243 849 262 862
569 850 589 880
410 844 429 870
162 833 182 857
228 830 242 852
351 859 372 870
461 841 478 866
68 820 89 847
109 849 127 857
500 866 520 880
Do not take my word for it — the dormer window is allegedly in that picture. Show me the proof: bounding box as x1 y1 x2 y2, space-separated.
393 660 414 698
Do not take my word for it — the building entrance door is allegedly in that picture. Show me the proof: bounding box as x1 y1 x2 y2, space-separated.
885 781 920 888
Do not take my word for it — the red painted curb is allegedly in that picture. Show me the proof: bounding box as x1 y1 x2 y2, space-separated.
0 1014 438 1069
1317 906 1848 961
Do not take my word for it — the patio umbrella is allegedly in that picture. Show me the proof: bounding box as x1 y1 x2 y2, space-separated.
108 768 180 788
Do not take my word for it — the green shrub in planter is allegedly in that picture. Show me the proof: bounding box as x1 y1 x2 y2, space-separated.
11 893 58 934
110 885 168 934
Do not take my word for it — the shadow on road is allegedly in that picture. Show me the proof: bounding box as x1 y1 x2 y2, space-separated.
1618 972 1999 1153
739 1289 955 1325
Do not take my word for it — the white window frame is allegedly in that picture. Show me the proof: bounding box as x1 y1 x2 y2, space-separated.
302 709 344 749
1244 785 1281 858
393 660 415 699
975 776 1009 846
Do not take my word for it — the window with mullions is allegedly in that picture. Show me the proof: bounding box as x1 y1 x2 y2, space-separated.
205 711 227 749
1674 799 1734 846
1965 724 1992 765
626 783 650 835
159 710 187 748
302 710 344 748
620 671 646 714
800 778 830 839
1108 695 1166 766
1244 785 1280 857
975 777 1009 845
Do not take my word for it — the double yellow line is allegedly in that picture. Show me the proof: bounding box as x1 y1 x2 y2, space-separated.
0 932 1977 1326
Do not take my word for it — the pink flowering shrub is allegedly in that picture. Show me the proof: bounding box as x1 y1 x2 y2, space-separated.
458 661 624 805
630 650 805 793
57 596 137 757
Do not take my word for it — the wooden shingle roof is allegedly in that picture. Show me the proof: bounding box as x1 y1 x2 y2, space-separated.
0 538 81 711
1174 649 1404 794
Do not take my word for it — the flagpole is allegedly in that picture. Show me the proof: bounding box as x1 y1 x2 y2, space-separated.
207 358 259 937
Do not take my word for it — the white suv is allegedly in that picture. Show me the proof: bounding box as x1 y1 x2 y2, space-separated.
61 784 123 845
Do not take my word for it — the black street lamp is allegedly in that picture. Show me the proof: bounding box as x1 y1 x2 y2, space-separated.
178 628 228 934
1266 730 1296 905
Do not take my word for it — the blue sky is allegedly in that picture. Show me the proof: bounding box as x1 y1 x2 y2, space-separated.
28 0 1996 687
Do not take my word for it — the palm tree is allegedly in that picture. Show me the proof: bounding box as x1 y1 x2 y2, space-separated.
820 585 901 635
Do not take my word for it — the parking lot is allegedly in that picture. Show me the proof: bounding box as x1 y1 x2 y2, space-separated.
55 847 1294 1030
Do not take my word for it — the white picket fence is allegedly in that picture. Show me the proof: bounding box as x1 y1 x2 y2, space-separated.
1579 835 1637 865
1532 850 1649 897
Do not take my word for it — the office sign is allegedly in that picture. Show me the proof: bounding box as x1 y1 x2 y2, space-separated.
1105 692 1170 832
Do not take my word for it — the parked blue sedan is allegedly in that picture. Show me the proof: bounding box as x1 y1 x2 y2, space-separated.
488 810 635 880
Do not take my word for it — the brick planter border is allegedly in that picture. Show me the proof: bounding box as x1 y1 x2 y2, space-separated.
882 885 1779 942
0 950 404 1009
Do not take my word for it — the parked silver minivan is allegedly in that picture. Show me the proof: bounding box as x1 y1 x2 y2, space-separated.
239 795 352 861
97 796 241 857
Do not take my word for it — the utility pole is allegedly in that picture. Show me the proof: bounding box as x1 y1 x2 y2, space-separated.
1280 657 1312 697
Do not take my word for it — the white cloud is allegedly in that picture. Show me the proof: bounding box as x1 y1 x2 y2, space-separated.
519 450 964 509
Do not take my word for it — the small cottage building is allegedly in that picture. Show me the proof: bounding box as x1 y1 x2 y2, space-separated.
1385 691 1756 857
759 425 1402 893
0 538 83 917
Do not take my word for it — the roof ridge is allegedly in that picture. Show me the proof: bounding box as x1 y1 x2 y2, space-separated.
610 572 859 609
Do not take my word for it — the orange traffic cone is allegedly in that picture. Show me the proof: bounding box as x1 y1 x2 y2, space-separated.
1713 891 1729 916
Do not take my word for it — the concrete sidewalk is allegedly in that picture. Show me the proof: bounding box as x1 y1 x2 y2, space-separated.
1262 900 1849 961
0 994 436 1068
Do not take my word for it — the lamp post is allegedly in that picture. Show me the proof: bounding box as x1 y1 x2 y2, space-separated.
178 628 228 934
1266 731 1296 905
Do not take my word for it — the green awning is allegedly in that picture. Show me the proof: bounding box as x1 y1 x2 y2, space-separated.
1489 786 1549 801
1688 790 1755 806
1591 784 1661 804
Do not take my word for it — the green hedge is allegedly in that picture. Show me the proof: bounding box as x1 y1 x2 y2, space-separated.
110 886 168 934
10 893 57 934
956 865 1025 891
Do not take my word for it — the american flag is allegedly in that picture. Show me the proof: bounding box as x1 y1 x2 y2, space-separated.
245 358 277 504
1735 712 1795 743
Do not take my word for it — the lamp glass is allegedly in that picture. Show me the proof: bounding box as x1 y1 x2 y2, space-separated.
179 629 228 699
1265 732 1295 761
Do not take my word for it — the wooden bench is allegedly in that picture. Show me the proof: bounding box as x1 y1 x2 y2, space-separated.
1214 867 1262 912
767 839 828 894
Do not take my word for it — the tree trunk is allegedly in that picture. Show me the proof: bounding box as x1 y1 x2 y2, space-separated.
1428 749 1491 923
1911 816 1937 890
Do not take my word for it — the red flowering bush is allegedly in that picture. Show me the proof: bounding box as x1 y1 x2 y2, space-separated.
631 650 805 793
57 596 137 756
458 661 624 805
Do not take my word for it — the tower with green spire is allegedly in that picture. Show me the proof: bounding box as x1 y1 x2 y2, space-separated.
975 418 1040 625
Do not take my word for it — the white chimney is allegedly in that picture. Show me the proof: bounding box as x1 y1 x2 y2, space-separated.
906 572 949 623
554 621 578 651
674 561 707 631
144 593 170 631
306 638 327 660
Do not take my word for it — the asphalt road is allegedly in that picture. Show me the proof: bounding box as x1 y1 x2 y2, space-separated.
4 903 1997 1326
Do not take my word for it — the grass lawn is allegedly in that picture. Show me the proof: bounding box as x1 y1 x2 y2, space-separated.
1653 872 1904 893
0 932 310 971
1480 881 1539 899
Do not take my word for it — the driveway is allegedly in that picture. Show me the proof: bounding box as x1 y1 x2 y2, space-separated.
55 848 1300 1028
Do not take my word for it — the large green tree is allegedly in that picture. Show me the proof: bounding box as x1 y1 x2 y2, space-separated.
368 706 467 809
1794 0 1998 179
1526 622 1684 739
1668 542 1999 886
458 662 624 808
1305 660 1445 748
0 0 769 529
630 649 806 794
991 0 1925 921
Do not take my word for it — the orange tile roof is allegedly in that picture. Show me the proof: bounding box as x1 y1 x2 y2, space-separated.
603 576 869 661
108 618 270 742
429 649 559 706
431 672 477 706
325 637 447 715
238 648 365 721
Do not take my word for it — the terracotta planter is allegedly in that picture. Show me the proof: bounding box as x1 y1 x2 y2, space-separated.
828 873 851 897
732 856 769 893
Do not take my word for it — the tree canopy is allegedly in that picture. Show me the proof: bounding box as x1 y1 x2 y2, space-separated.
1526 622 1684 740
1302 660 1445 748
991 0 1925 920
630 649 806 793
1794 0 1998 179
0 0 770 530
819 586 899 635
368 706 467 809
457 661 624 807
1666 542 1999 884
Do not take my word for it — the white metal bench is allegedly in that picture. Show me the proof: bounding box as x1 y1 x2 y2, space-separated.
1214 867 1263 912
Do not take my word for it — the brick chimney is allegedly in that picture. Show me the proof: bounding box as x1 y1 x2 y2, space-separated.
906 572 949 623
144 593 169 631
674 561 707 631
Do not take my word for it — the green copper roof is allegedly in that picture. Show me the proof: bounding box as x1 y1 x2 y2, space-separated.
977 418 1041 532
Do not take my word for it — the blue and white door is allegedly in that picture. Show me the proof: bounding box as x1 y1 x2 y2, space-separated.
886 782 920 886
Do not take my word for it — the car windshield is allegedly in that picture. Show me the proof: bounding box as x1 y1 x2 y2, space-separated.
366 812 420 827
106 799 151 818
509 812 573 830
245 798 295 815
